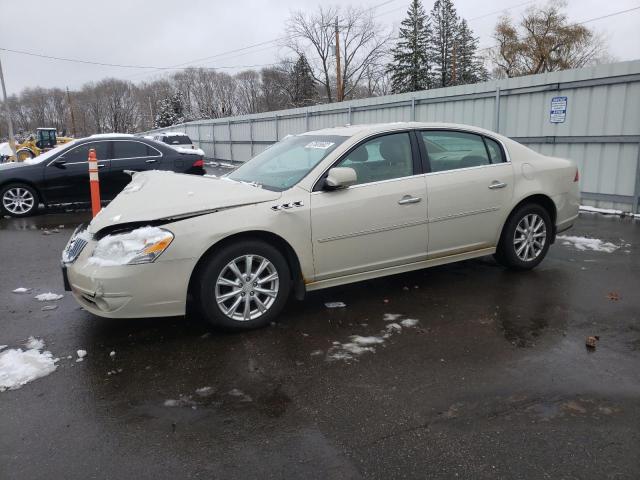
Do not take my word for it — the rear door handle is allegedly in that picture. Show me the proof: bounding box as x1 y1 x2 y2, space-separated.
145 159 157 164
488 181 507 189
97 164 106 169
398 195 422 205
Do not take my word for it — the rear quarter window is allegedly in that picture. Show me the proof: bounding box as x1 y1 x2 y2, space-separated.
484 137 506 163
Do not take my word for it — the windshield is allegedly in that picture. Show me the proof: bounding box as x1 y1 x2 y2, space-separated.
164 135 191 145
227 135 347 191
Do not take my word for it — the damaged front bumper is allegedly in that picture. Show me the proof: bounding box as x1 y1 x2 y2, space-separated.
61 227 194 318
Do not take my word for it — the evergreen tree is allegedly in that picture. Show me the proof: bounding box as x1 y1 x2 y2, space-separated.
290 54 317 107
428 0 459 88
454 19 488 85
387 0 432 93
154 92 185 128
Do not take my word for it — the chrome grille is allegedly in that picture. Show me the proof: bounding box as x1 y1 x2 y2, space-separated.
62 226 89 264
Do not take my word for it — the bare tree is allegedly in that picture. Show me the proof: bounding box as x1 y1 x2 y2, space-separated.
286 6 391 102
490 1 608 78
235 70 262 114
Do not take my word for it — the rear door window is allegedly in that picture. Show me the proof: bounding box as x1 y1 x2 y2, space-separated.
421 131 490 173
112 141 149 159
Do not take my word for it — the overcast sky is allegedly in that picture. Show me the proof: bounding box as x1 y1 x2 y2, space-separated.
1 0 639 95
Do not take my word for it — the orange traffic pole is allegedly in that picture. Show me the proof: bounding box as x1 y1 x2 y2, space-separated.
88 148 101 217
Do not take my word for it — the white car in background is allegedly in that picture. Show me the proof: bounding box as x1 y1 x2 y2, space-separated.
152 132 196 150
62 122 580 330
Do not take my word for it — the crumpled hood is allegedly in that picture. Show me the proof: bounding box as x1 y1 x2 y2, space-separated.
88 170 281 233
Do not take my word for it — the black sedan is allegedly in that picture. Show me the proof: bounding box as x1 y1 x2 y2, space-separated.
0 134 205 217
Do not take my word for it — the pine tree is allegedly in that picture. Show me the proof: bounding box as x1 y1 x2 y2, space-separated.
454 19 488 85
290 54 317 107
428 0 459 88
388 0 432 93
154 92 185 128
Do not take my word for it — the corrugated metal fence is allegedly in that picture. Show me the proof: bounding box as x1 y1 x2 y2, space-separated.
145 60 640 212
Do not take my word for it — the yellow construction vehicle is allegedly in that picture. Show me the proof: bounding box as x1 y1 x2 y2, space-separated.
13 128 74 161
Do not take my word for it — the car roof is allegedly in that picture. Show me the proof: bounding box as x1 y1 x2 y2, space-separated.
300 122 503 139
155 131 190 137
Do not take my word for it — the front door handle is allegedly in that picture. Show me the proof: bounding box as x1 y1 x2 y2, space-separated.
398 195 422 205
145 159 157 164
488 181 507 189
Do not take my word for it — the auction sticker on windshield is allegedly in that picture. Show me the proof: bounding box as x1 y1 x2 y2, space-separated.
305 141 335 149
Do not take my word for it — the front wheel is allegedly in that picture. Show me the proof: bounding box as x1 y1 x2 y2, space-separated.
196 240 291 331
495 204 552 270
1 183 38 217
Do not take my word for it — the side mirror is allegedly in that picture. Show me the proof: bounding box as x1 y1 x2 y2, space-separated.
324 167 357 190
53 158 66 168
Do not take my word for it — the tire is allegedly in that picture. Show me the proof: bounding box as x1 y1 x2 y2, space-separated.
16 149 35 161
495 203 552 270
196 240 291 331
0 183 39 217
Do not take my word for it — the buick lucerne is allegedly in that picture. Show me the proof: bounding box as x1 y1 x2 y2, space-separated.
61 123 579 330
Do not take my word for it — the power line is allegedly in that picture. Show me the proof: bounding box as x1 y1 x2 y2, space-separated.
0 47 165 70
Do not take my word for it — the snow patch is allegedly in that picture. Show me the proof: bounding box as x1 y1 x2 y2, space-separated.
580 205 640 218
400 318 419 328
12 287 30 294
325 301 346 308
24 337 45 350
35 292 63 301
557 235 620 253
0 340 58 392
383 313 402 321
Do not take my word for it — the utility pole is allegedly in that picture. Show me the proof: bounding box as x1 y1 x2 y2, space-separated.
66 87 77 137
0 53 17 160
334 16 343 102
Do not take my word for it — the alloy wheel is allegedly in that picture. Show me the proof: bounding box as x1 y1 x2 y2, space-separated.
215 254 279 322
2 187 35 215
513 213 546 262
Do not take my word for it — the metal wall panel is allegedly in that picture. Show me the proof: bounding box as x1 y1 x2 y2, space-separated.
143 60 640 211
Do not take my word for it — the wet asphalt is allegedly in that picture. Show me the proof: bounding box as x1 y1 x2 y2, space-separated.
0 208 639 479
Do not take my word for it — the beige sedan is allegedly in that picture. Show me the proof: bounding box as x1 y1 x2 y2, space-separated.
62 122 580 330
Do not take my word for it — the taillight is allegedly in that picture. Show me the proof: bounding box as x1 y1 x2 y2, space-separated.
574 168 579 182
192 158 204 168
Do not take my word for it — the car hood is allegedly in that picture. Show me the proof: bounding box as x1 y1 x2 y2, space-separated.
88 170 281 234
0 161 36 172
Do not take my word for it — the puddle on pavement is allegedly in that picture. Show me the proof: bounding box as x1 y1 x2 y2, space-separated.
0 209 91 231
498 315 549 348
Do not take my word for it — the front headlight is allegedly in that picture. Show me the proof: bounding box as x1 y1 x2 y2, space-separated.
88 226 174 266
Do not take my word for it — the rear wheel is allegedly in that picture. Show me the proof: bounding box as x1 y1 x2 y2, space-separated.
1 183 38 217
196 240 291 331
495 203 551 270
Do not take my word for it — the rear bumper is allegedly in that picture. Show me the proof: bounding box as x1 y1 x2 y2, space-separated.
66 257 195 318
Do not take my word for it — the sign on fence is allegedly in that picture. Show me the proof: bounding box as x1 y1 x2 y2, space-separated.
550 96 568 123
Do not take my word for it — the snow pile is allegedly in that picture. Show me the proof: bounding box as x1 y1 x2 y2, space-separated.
35 292 63 301
0 338 58 391
88 226 169 266
25 337 45 350
228 388 252 402
557 235 620 253
325 301 346 308
324 314 421 362
12 287 30 294
76 350 87 362
579 205 640 218
171 146 205 156
0 142 12 157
